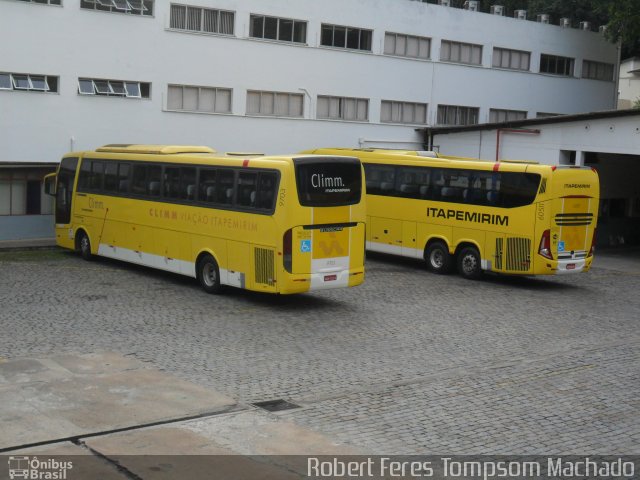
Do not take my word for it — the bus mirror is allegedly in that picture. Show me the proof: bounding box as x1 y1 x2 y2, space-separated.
44 174 57 196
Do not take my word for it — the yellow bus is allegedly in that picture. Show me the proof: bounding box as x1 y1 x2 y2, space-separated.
44 145 365 294
302 148 599 279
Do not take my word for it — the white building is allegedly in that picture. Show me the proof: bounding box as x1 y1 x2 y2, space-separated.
618 57 640 109
0 0 619 240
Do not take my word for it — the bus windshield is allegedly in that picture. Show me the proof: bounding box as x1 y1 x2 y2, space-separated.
294 157 362 207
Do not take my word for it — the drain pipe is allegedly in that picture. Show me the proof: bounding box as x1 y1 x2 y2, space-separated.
496 128 540 161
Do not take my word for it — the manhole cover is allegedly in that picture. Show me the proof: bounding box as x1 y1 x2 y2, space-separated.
252 399 300 412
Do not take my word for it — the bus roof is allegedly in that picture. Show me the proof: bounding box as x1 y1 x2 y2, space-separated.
96 144 217 155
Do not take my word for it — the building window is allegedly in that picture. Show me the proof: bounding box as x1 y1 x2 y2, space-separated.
169 4 234 35
78 78 150 98
0 73 58 93
246 90 303 117
0 168 55 216
12 0 61 4
80 0 154 16
384 32 430 59
249 14 306 43
540 54 574 76
582 60 614 81
167 84 232 113
437 104 479 125
381 100 427 124
492 47 530 71
489 109 527 123
320 24 372 52
440 40 482 65
317 95 368 121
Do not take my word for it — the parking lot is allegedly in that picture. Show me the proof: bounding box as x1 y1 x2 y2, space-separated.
0 247 639 455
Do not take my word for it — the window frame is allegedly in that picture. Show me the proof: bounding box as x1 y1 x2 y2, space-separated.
249 13 307 44
440 40 483 66
78 159 280 215
492 47 531 72
320 23 373 52
169 3 235 35
78 78 149 98
539 53 575 77
246 90 304 118
436 104 480 126
167 84 233 114
317 95 369 122
381 100 428 125
384 32 431 60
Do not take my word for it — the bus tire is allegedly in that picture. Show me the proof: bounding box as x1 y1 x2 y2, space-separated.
77 231 93 261
425 241 452 274
197 255 222 294
457 246 482 279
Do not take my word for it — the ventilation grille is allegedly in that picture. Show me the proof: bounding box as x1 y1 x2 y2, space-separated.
555 213 593 226
254 247 275 286
506 237 531 271
539 178 547 194
494 238 504 270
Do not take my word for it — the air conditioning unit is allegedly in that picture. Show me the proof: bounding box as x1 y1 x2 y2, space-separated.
438 0 450 6
599 25 608 34
514 9 527 20
579 21 591 31
560 17 571 28
490 5 504 16
464 0 479 11
536 14 549 24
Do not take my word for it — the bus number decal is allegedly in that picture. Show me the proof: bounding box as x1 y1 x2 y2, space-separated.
537 203 545 221
279 188 286 207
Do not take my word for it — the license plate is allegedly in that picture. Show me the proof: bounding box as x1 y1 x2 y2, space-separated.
566 263 576 270
324 274 337 282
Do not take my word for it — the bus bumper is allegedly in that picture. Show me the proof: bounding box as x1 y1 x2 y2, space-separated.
280 269 364 294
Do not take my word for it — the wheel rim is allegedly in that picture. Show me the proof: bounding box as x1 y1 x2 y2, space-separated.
461 253 478 275
81 236 89 255
202 263 217 287
430 249 444 269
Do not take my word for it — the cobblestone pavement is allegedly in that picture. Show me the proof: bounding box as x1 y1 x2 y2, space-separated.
1 248 638 454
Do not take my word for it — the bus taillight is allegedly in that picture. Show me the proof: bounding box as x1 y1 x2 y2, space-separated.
538 229 553 260
589 228 597 257
283 228 292 273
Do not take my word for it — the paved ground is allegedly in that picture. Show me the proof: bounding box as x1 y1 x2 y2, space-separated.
0 247 638 455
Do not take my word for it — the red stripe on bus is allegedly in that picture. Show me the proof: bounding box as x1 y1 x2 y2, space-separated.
243 159 250 167
493 163 500 172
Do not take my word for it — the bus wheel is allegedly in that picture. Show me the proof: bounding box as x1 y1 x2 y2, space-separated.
197 255 222 294
425 241 452 274
457 246 482 279
77 231 93 261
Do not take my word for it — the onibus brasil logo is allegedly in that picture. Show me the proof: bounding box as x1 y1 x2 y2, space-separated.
8 456 73 479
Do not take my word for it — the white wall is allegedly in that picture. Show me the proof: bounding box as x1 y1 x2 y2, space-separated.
432 114 640 164
618 58 640 109
0 0 618 163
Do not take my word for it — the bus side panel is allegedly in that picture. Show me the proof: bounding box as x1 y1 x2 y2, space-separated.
417 222 453 254
226 240 251 288
191 235 228 281
348 223 365 287
370 217 402 255
453 228 485 264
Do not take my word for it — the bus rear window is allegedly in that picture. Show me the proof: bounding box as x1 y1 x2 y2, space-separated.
294 157 362 207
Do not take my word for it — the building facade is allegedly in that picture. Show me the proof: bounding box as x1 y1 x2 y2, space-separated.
0 0 619 240
618 57 640 109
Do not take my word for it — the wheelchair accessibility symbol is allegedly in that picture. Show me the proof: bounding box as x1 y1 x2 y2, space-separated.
558 241 565 252
300 240 311 253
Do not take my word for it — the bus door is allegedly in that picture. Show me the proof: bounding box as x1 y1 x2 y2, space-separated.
54 157 78 248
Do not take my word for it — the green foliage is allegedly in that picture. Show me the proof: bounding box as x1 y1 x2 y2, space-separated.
424 0 640 56
633 98 640 109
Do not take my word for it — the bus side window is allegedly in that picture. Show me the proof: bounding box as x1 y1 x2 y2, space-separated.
77 159 92 192
256 172 277 210
131 165 148 196
181 167 196 201
199 168 217 203
118 163 130 193
104 162 118 192
237 172 258 208
91 161 104 191
148 165 161 197
217 169 234 205
164 167 181 199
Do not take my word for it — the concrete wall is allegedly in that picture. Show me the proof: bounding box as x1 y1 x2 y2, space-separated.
618 58 640 109
0 0 618 163
433 114 640 163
